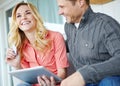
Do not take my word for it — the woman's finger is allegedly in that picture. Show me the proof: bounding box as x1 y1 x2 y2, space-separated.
50 76 56 86
42 75 50 86
37 76 47 86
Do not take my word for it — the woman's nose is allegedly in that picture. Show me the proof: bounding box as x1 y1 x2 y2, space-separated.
21 14 27 19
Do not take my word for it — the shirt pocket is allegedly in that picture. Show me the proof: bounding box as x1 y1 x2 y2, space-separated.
79 39 94 58
81 40 93 49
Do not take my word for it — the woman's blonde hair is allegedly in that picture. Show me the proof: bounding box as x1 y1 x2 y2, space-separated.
8 2 50 54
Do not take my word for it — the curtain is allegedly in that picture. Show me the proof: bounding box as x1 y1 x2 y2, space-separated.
28 0 63 24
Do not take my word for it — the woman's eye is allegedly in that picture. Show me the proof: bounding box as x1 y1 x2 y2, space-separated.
26 12 31 15
16 15 21 18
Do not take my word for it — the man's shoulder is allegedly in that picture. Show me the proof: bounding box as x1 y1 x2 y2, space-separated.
95 12 116 22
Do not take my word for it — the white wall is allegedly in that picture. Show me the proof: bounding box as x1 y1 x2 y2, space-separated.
44 23 66 38
91 0 120 23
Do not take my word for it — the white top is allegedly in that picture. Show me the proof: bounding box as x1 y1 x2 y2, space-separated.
74 23 80 29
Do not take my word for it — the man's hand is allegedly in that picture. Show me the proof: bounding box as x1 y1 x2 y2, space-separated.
60 71 85 86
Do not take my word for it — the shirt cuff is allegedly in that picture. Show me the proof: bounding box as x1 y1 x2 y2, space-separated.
77 65 99 84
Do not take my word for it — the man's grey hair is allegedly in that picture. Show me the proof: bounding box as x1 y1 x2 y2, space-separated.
66 0 90 5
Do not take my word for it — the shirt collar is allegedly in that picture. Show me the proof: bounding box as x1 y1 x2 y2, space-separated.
66 6 94 29
81 6 93 24
23 39 31 49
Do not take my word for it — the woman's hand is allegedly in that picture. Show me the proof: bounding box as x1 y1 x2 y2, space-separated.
5 48 21 69
37 75 56 86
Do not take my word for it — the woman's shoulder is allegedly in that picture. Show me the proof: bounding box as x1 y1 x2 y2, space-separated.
48 30 63 37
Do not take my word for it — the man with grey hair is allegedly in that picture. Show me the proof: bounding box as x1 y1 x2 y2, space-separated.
56 0 120 86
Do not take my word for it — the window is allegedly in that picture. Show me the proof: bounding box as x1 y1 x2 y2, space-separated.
28 0 63 24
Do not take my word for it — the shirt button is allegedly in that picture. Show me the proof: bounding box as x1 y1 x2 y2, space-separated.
85 43 88 47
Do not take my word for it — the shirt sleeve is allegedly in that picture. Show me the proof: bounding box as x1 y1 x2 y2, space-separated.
78 17 120 83
54 32 69 69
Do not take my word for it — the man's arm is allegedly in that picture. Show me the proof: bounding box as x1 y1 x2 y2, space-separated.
60 71 85 86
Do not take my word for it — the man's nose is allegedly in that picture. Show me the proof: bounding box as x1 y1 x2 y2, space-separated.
58 9 63 15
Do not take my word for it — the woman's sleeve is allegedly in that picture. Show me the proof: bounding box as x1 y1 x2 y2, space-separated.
54 32 69 68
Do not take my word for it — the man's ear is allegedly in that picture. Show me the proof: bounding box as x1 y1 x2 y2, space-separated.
78 0 85 7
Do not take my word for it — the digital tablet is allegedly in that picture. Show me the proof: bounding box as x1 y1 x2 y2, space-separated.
9 66 62 84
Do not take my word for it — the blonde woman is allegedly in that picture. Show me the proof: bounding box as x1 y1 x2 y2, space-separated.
5 2 69 86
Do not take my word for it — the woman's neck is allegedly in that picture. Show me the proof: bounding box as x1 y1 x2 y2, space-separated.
25 31 35 45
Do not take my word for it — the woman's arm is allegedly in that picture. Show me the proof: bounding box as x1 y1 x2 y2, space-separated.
57 68 67 79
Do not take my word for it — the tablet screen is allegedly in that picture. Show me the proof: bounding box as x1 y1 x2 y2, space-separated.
9 66 62 84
